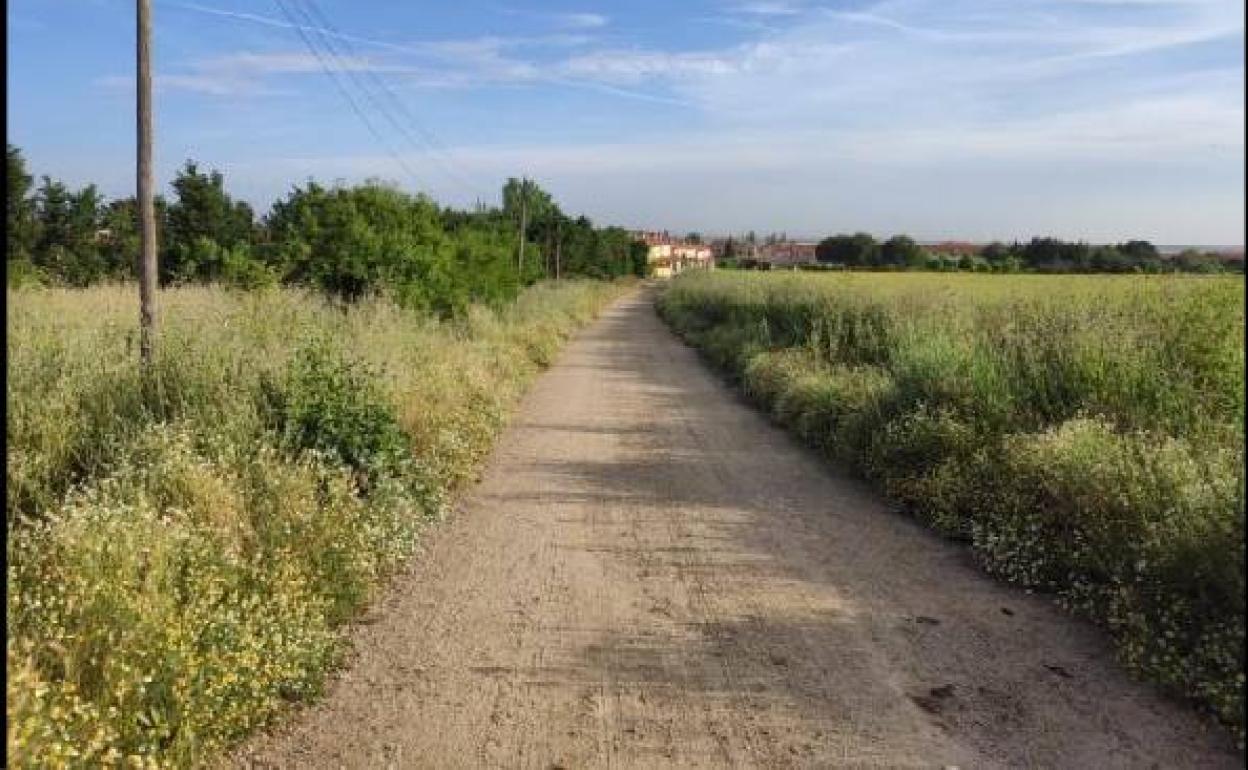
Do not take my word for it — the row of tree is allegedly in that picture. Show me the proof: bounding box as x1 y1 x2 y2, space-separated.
811 232 1242 273
7 145 647 315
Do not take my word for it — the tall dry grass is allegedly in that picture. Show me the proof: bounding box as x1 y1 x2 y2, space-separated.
658 271 1244 735
6 279 632 767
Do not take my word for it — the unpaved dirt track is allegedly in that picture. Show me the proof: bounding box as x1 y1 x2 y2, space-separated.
237 287 1239 769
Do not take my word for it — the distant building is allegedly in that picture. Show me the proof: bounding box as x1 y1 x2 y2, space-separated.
759 241 818 267
633 231 713 278
923 241 982 258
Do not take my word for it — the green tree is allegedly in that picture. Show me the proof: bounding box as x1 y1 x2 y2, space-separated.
1020 237 1091 271
1174 248 1224 274
816 232 878 266
7 145 39 266
1118 240 1159 261
1090 244 1131 273
32 177 107 285
502 176 555 226
502 177 558 281
1116 240 1162 272
265 180 515 315
164 160 255 283
629 237 648 276
981 241 1010 267
880 234 924 267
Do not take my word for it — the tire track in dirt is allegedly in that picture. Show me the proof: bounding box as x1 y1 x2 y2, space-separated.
235 286 1239 769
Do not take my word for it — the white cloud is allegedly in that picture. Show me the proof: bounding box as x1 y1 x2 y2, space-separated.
97 72 293 97
733 2 803 16
238 99 1242 242
96 49 414 97
95 73 274 97
560 49 739 84
258 88 1241 183
556 12 609 29
205 51 409 75
493 5 609 29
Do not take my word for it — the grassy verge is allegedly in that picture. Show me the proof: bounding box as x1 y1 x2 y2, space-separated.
657 271 1244 736
6 279 632 767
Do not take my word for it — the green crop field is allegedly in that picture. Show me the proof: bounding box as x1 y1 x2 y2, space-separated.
658 270 1245 734
5 279 631 766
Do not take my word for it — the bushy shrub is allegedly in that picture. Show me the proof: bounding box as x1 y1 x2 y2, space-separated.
8 476 339 765
264 341 413 488
981 419 1244 725
865 406 981 534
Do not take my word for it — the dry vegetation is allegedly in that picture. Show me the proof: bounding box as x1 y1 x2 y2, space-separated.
5 279 631 767
658 271 1245 736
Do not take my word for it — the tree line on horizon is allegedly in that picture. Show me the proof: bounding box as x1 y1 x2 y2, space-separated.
716 230 1242 274
814 232 1240 273
6 145 648 315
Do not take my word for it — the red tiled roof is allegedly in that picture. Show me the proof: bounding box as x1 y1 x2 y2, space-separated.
926 241 982 256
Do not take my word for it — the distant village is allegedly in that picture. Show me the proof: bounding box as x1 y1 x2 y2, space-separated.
632 230 1016 276
631 229 1244 276
632 230 831 276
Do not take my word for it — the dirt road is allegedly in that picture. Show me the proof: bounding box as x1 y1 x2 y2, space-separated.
237 287 1238 769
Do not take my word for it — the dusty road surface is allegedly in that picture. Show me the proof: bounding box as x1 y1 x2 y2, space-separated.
237 287 1239 769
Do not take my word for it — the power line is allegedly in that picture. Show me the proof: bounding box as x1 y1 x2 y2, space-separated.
295 0 488 198
271 0 425 190
171 1 698 110
284 0 447 192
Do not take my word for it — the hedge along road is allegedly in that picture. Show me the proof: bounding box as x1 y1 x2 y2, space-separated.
235 285 1239 769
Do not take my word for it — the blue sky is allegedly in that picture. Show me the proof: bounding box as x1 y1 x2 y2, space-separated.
7 0 1245 243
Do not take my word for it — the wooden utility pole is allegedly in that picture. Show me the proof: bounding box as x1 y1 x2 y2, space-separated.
137 0 158 364
555 217 561 280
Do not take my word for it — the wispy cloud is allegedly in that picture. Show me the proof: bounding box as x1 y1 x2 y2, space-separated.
732 1 803 16
159 0 1243 128
165 2 676 103
243 80 1242 238
120 0 1243 240
96 49 412 96
205 51 408 75
95 73 279 97
818 0 1241 52
561 49 739 84
166 1 424 55
491 5 609 29
556 12 609 29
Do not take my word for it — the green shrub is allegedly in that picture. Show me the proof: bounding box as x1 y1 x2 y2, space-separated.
865 406 980 536
979 419 1244 727
6 257 46 288
264 341 412 488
